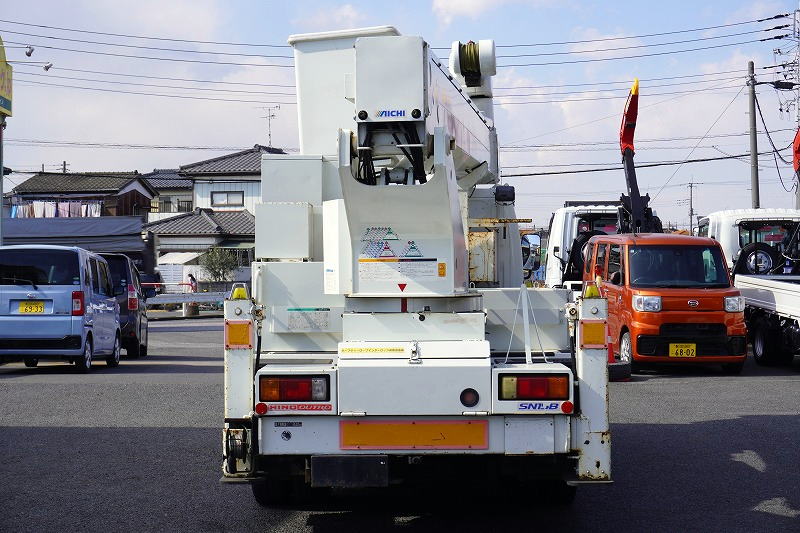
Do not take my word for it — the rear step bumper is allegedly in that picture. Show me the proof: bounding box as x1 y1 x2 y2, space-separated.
0 335 83 356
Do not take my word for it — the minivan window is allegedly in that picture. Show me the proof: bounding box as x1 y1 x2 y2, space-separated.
608 244 623 284
595 243 607 276
103 255 129 288
98 262 111 296
628 245 730 288
0 249 80 286
90 259 101 293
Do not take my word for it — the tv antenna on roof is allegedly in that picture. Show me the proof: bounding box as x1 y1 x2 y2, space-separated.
257 105 281 147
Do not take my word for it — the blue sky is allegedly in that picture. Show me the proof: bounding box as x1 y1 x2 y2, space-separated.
2 0 798 226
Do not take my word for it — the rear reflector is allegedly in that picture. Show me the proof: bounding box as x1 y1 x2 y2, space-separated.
127 284 138 311
71 291 85 316
259 375 329 402
499 374 570 401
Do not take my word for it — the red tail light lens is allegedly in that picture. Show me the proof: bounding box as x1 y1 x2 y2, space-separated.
499 374 570 400
259 376 329 402
71 291 85 316
127 284 138 311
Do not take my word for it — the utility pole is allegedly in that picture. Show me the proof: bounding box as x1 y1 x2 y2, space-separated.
0 117 5 246
687 177 696 234
748 60 760 209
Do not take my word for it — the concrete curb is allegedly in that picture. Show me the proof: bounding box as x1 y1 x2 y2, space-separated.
148 312 224 322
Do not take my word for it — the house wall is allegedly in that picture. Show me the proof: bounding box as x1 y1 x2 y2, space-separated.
194 180 260 214
105 189 151 216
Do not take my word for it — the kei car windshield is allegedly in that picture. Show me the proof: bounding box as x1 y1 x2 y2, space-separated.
628 245 730 288
0 249 80 286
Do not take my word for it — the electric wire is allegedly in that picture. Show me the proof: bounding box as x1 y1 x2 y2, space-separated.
441 13 790 49
3 40 295 68
495 27 785 58
754 91 793 165
495 84 742 104
651 86 746 202
11 63 296 87
498 35 789 68
13 79 297 104
13 71 297 96
500 147 792 177
0 28 294 58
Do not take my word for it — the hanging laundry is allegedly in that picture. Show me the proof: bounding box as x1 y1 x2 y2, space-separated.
44 202 57 218
32 201 45 218
69 202 82 217
57 202 71 217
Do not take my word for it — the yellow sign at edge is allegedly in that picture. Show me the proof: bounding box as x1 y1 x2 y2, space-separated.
0 34 12 116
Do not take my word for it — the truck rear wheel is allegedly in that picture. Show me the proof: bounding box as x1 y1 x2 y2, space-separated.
751 321 791 366
251 478 291 507
735 243 779 275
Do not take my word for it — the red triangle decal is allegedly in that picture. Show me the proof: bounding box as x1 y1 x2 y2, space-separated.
398 283 407 292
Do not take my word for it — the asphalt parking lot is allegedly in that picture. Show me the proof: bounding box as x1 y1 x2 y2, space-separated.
1 317 799 532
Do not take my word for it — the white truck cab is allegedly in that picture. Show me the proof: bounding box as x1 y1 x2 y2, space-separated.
544 203 621 290
698 208 800 274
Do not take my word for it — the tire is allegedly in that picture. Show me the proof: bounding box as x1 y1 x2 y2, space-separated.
609 361 632 381
23 358 38 368
722 361 745 375
139 343 148 358
251 478 291 507
543 480 577 506
751 320 783 366
569 230 605 275
734 243 780 275
106 335 121 368
127 339 141 358
75 339 93 373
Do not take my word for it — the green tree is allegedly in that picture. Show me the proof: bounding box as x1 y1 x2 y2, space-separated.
199 247 239 282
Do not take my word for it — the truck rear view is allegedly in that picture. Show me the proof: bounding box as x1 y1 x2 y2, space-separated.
221 26 611 506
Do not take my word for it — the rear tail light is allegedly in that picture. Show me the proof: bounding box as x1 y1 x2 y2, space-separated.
127 284 138 311
71 291 84 316
259 376 329 402
499 374 570 400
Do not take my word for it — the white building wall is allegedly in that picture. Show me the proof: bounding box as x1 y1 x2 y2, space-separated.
194 180 260 213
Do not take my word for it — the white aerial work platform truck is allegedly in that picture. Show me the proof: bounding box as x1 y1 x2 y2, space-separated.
221 26 611 506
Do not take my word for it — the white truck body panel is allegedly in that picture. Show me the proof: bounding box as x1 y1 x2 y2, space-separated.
735 274 800 320
699 208 800 268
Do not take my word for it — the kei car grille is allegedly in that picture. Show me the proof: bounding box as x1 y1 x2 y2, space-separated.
660 323 726 337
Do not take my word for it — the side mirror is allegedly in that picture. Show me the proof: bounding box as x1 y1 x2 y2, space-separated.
145 288 157 299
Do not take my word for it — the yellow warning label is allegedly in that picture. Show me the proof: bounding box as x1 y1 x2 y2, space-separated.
340 347 406 353
437 262 447 277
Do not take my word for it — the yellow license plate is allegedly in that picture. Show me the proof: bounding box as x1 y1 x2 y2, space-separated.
19 301 45 314
669 343 696 358
340 420 488 450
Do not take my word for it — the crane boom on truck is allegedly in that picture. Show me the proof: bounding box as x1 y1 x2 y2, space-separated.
220 26 611 506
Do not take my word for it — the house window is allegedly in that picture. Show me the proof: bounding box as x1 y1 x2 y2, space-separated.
211 191 244 207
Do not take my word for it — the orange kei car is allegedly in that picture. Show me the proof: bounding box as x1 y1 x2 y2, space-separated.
583 233 747 374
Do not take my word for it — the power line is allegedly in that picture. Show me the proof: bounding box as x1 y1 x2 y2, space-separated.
498 35 789 68
14 71 297 96
0 18 292 48
12 63 295 87
754 91 793 165
0 27 294 58
3 40 295 68
2 13 787 51
501 148 792 177
4 139 251 150
501 128 795 149
454 13 791 48
494 84 742 104
651 86 747 202
495 27 785 58
13 79 297 105
496 75 744 97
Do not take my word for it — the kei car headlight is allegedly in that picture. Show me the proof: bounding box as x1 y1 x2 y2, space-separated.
724 296 745 312
633 295 662 312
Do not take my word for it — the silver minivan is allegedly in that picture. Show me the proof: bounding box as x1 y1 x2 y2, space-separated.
0 245 122 371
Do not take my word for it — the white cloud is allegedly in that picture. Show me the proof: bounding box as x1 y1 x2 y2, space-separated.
295 4 367 32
